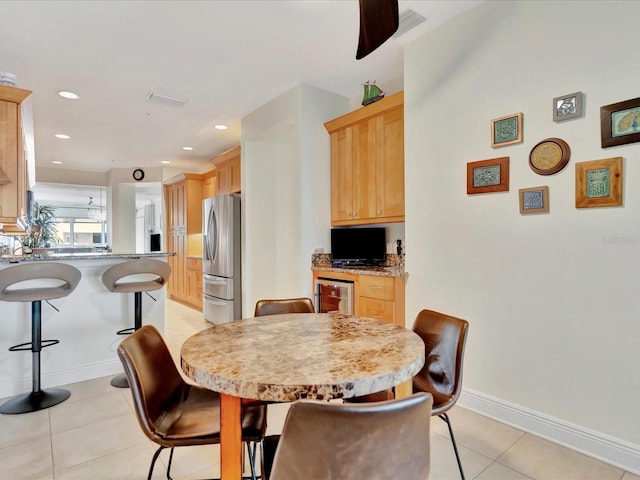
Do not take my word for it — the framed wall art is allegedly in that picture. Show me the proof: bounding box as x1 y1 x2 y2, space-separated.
553 92 583 122
467 157 509 194
529 137 571 175
600 97 640 148
491 113 523 147
519 186 549 214
575 157 622 208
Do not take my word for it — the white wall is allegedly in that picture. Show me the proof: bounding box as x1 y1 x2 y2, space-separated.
241 84 348 315
405 0 640 471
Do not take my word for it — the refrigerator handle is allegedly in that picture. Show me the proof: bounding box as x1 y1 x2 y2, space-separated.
204 297 228 307
207 207 217 264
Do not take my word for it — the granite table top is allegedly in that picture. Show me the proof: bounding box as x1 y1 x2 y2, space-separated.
181 313 425 402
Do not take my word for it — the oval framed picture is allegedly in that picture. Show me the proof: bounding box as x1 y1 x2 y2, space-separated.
529 138 571 175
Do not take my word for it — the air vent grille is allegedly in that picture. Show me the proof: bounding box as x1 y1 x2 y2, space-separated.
393 9 426 38
147 92 188 106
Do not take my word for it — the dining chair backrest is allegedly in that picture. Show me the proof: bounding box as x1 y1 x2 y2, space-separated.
117 324 186 441
254 297 315 317
411 309 469 413
269 392 433 480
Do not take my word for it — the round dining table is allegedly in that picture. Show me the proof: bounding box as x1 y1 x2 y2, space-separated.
181 312 425 480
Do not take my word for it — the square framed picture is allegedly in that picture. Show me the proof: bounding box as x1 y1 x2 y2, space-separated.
519 186 549 214
467 157 509 194
600 97 640 148
553 91 583 122
491 113 523 147
575 157 623 208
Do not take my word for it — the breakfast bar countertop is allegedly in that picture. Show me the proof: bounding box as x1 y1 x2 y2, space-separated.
0 251 174 263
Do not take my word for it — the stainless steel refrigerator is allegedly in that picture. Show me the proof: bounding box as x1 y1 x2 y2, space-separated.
202 194 241 324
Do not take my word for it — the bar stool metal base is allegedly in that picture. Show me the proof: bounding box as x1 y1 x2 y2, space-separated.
110 373 129 388
0 388 71 415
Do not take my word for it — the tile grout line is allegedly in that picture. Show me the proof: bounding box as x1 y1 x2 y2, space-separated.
48 409 56 480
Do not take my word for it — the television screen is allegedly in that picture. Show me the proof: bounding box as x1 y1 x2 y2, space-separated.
331 227 386 266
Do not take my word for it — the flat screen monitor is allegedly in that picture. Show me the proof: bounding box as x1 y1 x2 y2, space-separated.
330 227 386 266
150 233 161 252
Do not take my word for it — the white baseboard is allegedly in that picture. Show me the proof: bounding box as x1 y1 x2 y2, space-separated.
0 360 122 399
458 388 640 476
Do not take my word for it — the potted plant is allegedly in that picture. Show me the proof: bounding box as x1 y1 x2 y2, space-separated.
22 202 61 253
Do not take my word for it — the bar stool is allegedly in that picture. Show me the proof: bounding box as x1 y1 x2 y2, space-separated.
101 259 171 388
0 262 81 414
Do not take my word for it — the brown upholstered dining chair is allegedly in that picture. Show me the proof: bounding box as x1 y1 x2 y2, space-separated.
268 393 433 480
117 325 267 480
348 309 469 480
253 297 315 316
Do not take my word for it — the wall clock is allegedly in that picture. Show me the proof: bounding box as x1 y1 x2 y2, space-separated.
132 168 145 181
529 138 571 175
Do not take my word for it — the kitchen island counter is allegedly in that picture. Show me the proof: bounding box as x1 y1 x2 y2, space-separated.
0 254 171 398
0 251 174 263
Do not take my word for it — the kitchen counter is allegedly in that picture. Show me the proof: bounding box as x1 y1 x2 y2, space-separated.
311 252 407 278
0 251 174 263
0 254 170 398
311 264 407 278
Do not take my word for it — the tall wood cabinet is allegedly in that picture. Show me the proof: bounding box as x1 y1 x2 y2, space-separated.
164 173 203 310
0 85 32 233
324 92 404 226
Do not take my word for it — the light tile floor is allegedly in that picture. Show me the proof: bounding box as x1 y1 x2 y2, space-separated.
1 299 639 480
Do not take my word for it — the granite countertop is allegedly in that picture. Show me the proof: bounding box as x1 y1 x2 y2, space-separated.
311 252 407 278
0 252 174 264
181 312 425 402
311 264 406 278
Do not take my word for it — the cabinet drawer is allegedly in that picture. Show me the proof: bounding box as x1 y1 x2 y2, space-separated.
359 275 394 300
359 297 394 323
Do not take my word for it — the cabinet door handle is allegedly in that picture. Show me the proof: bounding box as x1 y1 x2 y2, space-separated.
370 285 382 290
377 210 382 215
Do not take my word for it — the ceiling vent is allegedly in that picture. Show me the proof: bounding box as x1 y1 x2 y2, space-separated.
393 9 426 38
147 92 188 106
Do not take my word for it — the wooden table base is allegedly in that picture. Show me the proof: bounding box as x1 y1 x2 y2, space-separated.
220 394 242 480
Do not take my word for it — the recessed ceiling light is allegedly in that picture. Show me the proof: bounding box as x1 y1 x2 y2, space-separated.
161 161 171 164
51 161 63 165
55 134 71 139
58 91 79 100
182 146 194 151
214 124 228 130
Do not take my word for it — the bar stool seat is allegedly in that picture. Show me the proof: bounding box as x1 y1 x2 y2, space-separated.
101 259 171 388
0 262 81 414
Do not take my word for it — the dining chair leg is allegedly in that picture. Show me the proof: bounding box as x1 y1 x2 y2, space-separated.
439 413 465 480
247 441 257 480
166 446 176 479
147 445 167 480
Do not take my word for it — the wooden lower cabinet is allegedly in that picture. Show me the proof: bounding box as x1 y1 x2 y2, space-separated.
186 257 203 311
167 230 186 301
312 270 405 327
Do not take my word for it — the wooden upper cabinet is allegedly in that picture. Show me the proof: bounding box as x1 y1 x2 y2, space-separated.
210 146 241 195
325 92 404 226
203 171 217 199
229 154 241 193
375 105 404 219
0 85 32 233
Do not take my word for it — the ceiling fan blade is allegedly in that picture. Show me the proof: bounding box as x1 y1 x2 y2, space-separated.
356 0 399 60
